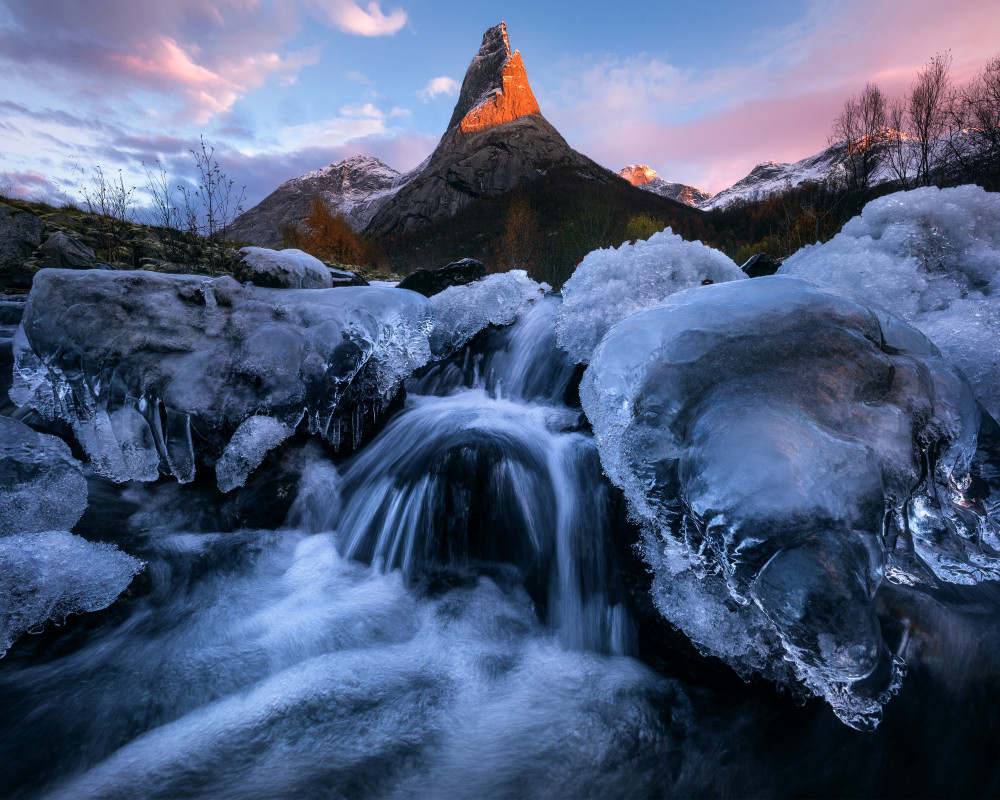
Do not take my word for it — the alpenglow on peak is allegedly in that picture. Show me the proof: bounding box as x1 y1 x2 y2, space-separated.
447 21 541 134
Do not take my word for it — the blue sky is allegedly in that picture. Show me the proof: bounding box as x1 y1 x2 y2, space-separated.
1 0 997 212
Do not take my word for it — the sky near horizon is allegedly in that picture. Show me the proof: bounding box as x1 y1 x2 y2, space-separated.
1 0 998 211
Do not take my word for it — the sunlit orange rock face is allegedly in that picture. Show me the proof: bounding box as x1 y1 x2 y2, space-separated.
618 164 659 186
458 51 541 134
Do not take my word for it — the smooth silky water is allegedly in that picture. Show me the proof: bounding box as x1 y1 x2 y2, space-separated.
4 296 1000 799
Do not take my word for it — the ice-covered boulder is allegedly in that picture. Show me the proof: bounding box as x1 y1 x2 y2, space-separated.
0 530 143 657
1 415 88 535
780 185 1000 418
581 275 1000 729
234 247 334 290
556 228 744 364
428 270 546 358
10 269 433 487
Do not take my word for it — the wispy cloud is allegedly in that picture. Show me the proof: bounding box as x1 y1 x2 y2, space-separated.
312 0 407 36
418 76 460 101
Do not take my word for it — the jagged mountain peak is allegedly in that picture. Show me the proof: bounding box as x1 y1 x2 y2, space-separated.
618 164 712 207
447 21 541 134
618 164 659 186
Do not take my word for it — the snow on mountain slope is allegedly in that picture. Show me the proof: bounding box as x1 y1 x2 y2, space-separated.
618 165 712 207
226 156 401 248
697 143 849 210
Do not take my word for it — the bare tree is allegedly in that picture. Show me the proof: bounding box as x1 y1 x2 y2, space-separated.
142 160 179 231
188 136 246 241
957 55 1000 188
75 165 137 266
910 52 953 186
885 96 915 188
832 82 890 204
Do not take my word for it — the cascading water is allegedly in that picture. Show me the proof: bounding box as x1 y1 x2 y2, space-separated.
329 297 633 655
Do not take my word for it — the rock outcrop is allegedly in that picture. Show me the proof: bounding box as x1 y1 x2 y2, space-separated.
0 205 45 290
448 23 541 134
618 165 712 207
396 258 486 296
36 231 99 270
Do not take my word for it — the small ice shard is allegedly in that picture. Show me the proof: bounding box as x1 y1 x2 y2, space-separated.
0 415 87 535
0 530 143 657
216 416 296 493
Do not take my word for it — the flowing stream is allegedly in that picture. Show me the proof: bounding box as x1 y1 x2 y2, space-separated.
3 295 1000 798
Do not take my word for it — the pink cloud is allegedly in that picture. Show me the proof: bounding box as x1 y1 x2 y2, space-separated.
313 1 407 36
547 0 1000 192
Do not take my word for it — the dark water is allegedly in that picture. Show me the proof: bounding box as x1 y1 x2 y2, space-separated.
3 297 1000 798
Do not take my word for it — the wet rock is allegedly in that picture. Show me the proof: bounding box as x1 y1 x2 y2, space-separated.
740 252 782 277
329 267 369 287
397 258 486 297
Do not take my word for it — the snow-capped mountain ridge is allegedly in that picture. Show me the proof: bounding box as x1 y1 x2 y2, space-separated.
618 164 712 207
225 155 400 248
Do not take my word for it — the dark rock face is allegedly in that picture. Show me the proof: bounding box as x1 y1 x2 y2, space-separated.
328 268 368 287
367 118 609 237
36 231 97 270
0 205 45 290
740 253 783 277
397 258 486 296
447 23 515 130
366 23 613 237
226 156 400 248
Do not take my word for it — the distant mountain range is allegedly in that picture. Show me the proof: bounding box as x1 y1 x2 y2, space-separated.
230 22 950 252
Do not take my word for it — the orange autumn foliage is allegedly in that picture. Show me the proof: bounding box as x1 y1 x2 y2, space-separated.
284 196 369 266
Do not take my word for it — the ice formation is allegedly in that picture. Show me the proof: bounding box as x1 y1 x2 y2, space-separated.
9 270 433 486
235 247 335 290
0 530 143 656
780 185 1000 418
428 270 546 358
556 228 745 364
215 416 297 493
1 415 87 535
581 275 1000 729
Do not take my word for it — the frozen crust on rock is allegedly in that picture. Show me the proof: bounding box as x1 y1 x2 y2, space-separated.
581 275 1000 729
11 270 433 487
780 185 1000 418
